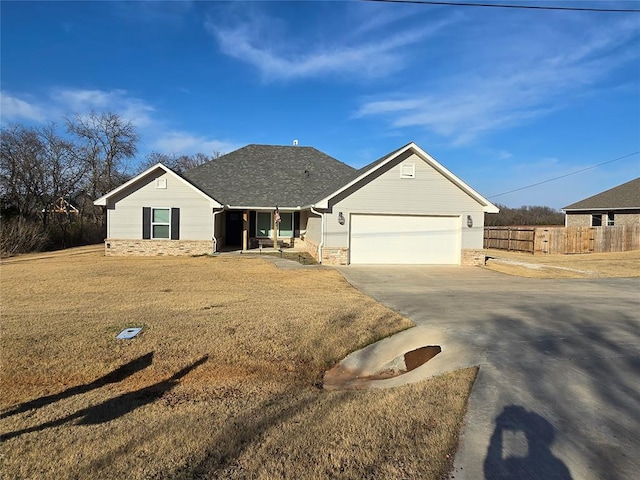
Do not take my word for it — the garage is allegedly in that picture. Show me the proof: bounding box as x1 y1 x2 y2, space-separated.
349 214 461 264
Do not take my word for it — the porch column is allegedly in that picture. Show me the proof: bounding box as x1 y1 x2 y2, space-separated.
242 210 249 251
272 211 278 250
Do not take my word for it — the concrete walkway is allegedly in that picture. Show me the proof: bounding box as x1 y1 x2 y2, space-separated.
337 265 640 480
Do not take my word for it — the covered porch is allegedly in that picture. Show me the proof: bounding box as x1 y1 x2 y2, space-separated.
217 209 304 252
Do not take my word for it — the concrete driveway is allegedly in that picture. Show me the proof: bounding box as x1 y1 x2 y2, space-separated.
338 266 640 480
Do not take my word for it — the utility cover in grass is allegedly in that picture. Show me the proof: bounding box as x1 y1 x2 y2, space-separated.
116 327 142 339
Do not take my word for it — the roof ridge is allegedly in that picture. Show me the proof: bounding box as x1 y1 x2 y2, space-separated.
182 143 356 207
245 143 316 148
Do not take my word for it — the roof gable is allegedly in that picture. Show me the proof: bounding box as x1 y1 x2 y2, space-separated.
563 177 640 211
95 143 499 213
182 144 355 208
314 142 499 213
93 163 222 208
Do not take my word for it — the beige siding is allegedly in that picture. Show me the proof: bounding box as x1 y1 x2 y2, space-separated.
107 171 213 240
325 153 486 249
214 210 225 248
298 210 309 236
305 211 322 245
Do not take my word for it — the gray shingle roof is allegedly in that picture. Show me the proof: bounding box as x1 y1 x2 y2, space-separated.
563 177 640 210
182 144 356 207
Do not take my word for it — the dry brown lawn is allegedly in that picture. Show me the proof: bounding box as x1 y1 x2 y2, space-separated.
1 248 476 479
483 249 640 278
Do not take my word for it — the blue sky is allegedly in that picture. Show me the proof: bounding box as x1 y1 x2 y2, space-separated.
1 0 639 209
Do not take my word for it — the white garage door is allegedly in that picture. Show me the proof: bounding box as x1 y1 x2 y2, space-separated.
350 214 460 264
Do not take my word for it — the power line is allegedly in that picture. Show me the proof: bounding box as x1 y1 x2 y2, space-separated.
359 0 640 13
488 151 640 199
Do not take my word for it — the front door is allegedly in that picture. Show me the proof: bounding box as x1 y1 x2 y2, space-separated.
225 211 243 246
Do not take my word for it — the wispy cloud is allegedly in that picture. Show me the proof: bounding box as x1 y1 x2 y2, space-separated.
51 88 155 127
152 131 240 156
206 5 457 81
0 92 46 123
345 2 419 37
497 150 512 161
1 88 156 128
356 14 640 144
0 89 238 158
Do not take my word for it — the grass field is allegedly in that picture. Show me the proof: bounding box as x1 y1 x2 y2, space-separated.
483 249 640 278
1 249 476 479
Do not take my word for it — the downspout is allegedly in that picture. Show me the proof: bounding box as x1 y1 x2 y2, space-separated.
310 206 324 264
212 207 224 254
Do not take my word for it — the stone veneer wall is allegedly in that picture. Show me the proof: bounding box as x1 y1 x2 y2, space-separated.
461 249 486 266
294 238 347 265
297 237 320 262
104 239 213 256
565 213 591 227
615 212 640 226
322 247 349 266
566 211 640 227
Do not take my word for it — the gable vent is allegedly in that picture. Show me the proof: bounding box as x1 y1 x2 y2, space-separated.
401 163 415 179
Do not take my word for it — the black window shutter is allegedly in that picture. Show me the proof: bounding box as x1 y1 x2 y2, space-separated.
249 211 256 237
294 211 300 238
142 207 151 239
171 208 180 240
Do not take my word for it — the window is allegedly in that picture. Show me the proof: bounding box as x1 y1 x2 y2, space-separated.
401 163 415 179
255 211 294 237
591 214 602 227
152 208 170 239
156 178 167 189
279 212 293 237
256 211 272 237
607 212 615 226
143 207 179 240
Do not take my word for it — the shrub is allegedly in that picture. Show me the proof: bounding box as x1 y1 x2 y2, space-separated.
0 217 48 257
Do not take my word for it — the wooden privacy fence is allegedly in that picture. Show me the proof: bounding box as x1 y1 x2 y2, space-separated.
483 227 535 253
484 225 640 254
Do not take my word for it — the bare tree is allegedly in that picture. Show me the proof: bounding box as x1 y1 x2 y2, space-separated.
66 111 138 197
1 123 92 254
485 204 564 226
40 124 85 200
138 150 223 174
1 123 85 216
1 124 49 218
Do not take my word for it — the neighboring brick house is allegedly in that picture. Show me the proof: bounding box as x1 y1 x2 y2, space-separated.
563 177 640 227
95 142 498 265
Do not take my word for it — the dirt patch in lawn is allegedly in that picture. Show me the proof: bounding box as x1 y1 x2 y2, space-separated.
483 249 640 278
405 345 442 372
1 248 476 480
261 250 319 265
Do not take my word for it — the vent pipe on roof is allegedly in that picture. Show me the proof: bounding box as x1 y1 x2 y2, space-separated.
293 139 298 146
